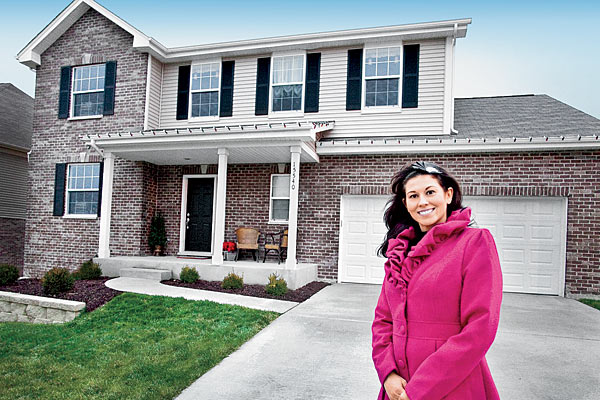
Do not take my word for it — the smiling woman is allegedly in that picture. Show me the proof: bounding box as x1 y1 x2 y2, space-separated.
372 161 503 400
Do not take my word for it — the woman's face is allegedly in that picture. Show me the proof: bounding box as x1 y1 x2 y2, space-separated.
402 174 454 232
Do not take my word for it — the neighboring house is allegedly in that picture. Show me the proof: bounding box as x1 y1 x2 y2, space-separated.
0 83 33 272
17 0 600 297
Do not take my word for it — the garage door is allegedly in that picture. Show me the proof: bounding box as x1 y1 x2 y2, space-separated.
338 195 389 284
464 196 567 296
339 195 567 296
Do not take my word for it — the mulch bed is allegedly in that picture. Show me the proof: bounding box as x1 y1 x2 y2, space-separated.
0 278 122 312
162 279 330 303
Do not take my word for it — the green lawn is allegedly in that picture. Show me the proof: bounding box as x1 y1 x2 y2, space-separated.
0 293 279 400
579 298 600 311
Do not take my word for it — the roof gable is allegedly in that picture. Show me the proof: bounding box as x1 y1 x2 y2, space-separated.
17 0 151 68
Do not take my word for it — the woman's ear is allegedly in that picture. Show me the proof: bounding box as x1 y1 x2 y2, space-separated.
446 187 454 204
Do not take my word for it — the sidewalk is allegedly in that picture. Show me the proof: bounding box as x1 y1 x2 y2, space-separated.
105 277 298 313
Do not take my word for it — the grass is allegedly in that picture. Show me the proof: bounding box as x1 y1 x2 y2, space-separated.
0 293 279 400
579 298 600 311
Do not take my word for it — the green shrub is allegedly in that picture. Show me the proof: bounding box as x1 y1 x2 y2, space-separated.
221 272 244 290
41 267 74 295
0 264 19 285
148 214 167 251
73 259 102 280
265 273 288 296
180 266 199 283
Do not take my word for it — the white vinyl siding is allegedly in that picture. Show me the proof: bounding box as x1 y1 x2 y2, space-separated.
0 151 28 219
146 55 163 129
157 39 446 137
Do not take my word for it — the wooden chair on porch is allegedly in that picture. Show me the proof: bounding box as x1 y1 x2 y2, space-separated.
263 229 288 264
235 227 261 262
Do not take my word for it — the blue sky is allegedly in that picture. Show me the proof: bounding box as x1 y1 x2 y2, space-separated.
2 0 599 118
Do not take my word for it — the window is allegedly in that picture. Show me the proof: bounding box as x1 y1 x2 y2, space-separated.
66 163 100 216
190 62 220 117
364 47 401 108
72 64 105 117
271 55 305 113
270 174 290 222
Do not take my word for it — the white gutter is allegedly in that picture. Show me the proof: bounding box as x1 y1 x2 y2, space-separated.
317 135 600 155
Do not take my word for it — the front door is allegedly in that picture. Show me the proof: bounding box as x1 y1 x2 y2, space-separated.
185 178 214 252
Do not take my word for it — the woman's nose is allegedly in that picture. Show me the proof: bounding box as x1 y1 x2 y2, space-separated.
418 195 429 206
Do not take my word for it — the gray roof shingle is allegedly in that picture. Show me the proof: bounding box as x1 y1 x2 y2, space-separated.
453 94 600 139
0 83 34 150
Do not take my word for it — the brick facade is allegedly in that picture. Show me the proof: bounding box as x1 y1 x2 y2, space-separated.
24 9 150 277
147 151 599 297
0 218 25 270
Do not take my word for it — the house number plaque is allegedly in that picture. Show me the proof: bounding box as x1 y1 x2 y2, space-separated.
291 161 297 190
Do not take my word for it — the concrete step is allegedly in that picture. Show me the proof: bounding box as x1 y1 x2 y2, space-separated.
120 268 171 281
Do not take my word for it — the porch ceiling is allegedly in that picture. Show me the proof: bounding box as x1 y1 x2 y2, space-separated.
83 122 333 164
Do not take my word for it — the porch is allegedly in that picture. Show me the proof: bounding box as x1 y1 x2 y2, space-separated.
96 256 318 290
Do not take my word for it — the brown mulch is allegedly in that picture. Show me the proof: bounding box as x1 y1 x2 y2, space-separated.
162 279 330 303
0 278 122 312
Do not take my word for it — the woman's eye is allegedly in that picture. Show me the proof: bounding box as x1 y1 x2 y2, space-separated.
427 190 435 195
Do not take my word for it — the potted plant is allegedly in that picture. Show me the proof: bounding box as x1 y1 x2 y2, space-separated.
223 241 237 261
149 214 167 256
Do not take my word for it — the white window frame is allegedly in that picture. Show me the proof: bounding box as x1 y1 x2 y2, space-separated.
64 162 100 219
189 59 221 121
269 174 290 224
70 64 105 119
361 43 403 114
269 52 306 118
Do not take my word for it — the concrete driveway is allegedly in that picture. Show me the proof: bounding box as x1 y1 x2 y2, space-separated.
176 284 600 400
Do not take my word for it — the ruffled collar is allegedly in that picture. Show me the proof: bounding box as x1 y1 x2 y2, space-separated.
384 207 472 288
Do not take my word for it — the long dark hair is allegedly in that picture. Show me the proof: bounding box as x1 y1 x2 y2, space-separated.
378 161 464 256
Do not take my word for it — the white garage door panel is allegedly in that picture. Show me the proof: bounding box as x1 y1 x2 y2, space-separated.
339 195 389 284
339 194 566 296
464 196 566 296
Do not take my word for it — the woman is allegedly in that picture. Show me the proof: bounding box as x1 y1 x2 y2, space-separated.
372 161 502 400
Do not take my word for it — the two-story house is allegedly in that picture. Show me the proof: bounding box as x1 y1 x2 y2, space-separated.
0 83 33 273
18 0 600 297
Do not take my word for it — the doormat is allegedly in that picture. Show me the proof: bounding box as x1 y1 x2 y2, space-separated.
176 255 211 260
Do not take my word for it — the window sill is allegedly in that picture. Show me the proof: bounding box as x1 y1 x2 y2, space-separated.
63 214 98 220
360 107 403 115
68 115 103 121
189 115 220 123
268 220 289 225
268 111 304 119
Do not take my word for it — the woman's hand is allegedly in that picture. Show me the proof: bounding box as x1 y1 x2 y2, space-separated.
383 372 408 400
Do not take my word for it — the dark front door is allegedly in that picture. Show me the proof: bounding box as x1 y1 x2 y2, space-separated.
185 178 214 252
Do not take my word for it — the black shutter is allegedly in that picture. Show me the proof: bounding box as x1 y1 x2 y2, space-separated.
176 65 191 120
346 49 363 110
53 163 67 216
220 61 235 117
304 53 321 113
97 162 104 217
58 67 71 119
402 44 420 108
103 61 117 115
255 57 270 115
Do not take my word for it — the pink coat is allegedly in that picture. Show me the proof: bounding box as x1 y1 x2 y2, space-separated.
372 207 502 400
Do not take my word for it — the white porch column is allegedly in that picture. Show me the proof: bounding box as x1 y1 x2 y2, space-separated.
98 152 114 258
286 146 301 269
212 148 229 265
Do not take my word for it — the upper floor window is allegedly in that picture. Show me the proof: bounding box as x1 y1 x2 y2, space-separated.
72 64 105 117
66 163 100 216
271 55 305 113
363 46 401 108
190 62 220 118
